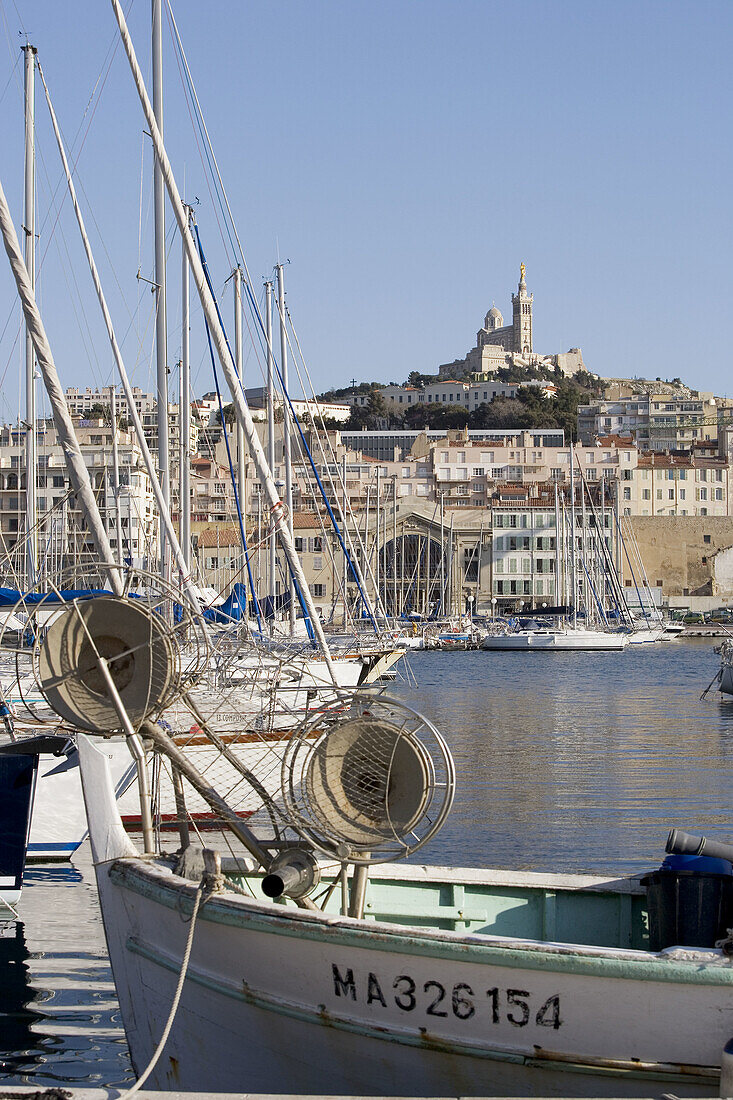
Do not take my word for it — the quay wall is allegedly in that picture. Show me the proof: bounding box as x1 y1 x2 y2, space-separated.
629 516 733 607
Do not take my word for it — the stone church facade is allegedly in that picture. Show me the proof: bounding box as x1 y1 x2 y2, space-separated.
438 265 585 380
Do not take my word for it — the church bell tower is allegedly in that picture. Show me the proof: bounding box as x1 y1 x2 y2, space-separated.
511 262 533 354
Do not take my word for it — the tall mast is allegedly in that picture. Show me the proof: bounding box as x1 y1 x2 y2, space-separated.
439 491 445 616
233 267 246 581
275 263 295 633
152 0 170 581
23 44 37 589
264 280 276 615
554 480 561 608
36 55 200 611
570 445 577 629
110 0 334 669
375 465 381 612
110 386 124 562
0 178 121 594
180 218 191 568
342 454 348 627
392 475 397 620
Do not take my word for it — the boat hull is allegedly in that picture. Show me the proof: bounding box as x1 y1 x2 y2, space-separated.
481 630 628 651
78 736 727 1096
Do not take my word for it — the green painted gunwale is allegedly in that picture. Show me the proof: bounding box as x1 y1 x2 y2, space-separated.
108 857 733 985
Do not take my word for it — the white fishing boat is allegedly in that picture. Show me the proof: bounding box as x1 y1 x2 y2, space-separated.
77 725 733 1097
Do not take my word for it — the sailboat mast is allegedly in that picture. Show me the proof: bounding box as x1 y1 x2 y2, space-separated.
570 444 577 629
554 481 561 608
180 219 191 569
375 466 381 612
152 0 170 582
275 264 295 634
23 44 38 589
110 386 124 562
264 280 276 615
233 267 246 580
0 179 121 594
110 0 335 669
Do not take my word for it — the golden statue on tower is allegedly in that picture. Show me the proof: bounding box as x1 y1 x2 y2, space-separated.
520 262 526 282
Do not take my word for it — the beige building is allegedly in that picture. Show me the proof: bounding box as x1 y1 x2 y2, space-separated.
0 419 157 581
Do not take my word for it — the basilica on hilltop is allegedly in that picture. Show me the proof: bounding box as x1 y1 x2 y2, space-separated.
438 264 586 380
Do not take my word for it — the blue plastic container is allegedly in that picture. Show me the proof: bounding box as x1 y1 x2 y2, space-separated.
661 853 733 876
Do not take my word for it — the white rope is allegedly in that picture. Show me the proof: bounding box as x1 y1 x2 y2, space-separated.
118 880 205 1097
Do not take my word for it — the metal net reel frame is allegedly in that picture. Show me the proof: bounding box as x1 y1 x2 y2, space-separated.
280 693 455 866
27 563 210 733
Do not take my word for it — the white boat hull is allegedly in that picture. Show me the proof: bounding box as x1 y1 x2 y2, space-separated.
79 736 726 1096
481 629 628 651
28 739 135 860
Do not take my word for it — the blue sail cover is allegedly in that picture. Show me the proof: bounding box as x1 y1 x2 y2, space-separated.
0 587 111 607
203 582 250 624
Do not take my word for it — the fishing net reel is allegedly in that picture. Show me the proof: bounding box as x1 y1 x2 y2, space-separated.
280 694 455 865
31 563 209 733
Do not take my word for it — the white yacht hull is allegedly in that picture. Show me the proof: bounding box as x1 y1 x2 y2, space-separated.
481 629 628 651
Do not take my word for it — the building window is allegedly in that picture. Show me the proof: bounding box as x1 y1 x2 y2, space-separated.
312 584 325 598
294 537 304 552
643 489 651 500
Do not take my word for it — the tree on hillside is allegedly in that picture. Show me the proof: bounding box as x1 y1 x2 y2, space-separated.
403 402 469 430
345 388 390 430
405 370 438 388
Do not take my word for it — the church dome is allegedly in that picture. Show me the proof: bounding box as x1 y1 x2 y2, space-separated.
485 306 503 330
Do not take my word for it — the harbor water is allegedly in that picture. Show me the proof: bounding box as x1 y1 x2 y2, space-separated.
2 636 733 1087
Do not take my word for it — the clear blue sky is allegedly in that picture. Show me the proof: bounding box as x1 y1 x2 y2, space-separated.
0 0 731 422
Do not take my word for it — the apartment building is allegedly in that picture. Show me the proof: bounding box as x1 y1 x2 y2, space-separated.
577 392 731 450
0 420 157 578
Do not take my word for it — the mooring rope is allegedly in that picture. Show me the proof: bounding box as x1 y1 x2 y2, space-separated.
117 869 214 1096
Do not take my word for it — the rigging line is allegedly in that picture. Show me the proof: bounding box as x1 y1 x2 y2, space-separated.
138 130 145 280
193 224 263 635
31 37 125 295
283 304 380 624
0 46 20 108
165 0 240 268
165 6 234 267
245 279 379 630
191 239 310 637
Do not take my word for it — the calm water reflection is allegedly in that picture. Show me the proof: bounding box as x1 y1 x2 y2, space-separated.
2 637 731 1085
395 637 733 873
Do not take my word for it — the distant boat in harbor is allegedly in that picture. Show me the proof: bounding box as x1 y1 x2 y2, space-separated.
481 618 628 651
